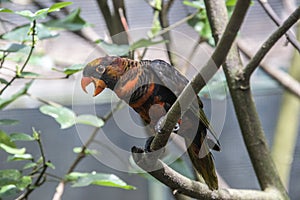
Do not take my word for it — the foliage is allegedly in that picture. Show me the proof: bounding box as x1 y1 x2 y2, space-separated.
0 2 135 199
0 0 296 199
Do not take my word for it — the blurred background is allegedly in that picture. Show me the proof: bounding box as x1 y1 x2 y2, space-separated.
0 0 299 199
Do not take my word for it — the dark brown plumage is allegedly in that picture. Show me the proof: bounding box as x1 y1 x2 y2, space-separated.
81 56 220 190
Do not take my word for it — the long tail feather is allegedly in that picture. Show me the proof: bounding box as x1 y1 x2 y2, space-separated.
187 143 218 190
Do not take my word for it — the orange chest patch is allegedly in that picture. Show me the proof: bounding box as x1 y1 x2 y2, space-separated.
129 83 155 108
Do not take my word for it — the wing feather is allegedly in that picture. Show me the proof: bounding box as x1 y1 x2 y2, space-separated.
141 59 220 148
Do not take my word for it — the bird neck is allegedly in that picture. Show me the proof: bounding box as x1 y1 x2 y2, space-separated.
121 58 141 72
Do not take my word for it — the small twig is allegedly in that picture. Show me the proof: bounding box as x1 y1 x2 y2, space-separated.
118 7 140 59
0 20 37 95
52 101 123 200
238 40 300 98
139 11 198 60
16 130 49 200
0 71 68 80
158 0 175 65
155 12 198 39
26 93 62 107
67 127 100 174
19 76 68 80
244 6 300 78
118 8 131 42
0 52 9 69
257 0 300 53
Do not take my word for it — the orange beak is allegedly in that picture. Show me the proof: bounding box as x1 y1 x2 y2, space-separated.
81 77 107 96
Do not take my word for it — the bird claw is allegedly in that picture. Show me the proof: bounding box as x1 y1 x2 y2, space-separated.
144 136 155 152
154 116 180 134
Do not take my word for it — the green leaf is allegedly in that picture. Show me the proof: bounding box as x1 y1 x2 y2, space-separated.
48 2 73 12
0 43 27 52
0 119 19 126
0 80 33 110
0 143 26 155
0 184 18 198
0 78 8 84
23 162 38 170
0 130 15 148
66 172 135 190
32 128 40 140
15 9 49 21
39 105 76 129
1 25 30 42
10 133 34 142
46 161 55 169
130 39 167 51
73 147 98 155
17 176 32 190
45 8 88 31
0 169 21 187
33 8 50 20
148 11 161 37
14 10 35 20
0 170 31 196
0 8 13 13
1 24 58 42
62 64 84 75
76 115 104 128
95 39 129 56
226 0 237 6
18 71 40 78
7 153 33 161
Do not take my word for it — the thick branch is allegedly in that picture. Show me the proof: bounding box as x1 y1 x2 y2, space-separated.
150 0 251 151
257 0 300 53
204 0 228 43
159 0 175 65
244 6 300 78
131 147 279 200
238 40 300 98
203 0 289 199
96 0 128 44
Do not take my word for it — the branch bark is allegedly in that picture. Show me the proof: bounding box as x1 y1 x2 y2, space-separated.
257 0 300 53
158 0 175 65
238 40 300 98
203 0 290 199
244 6 300 78
131 147 279 200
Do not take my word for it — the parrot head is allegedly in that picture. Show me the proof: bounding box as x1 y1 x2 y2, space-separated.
81 56 128 96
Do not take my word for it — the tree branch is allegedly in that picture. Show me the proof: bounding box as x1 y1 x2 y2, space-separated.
52 101 123 200
131 147 279 200
0 20 36 95
158 0 175 65
244 6 300 78
149 0 252 151
257 0 300 53
238 40 300 98
203 0 289 199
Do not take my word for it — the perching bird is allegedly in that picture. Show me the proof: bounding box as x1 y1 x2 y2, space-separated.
81 56 220 190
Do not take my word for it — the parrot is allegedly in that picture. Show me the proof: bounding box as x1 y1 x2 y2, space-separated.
81 56 220 190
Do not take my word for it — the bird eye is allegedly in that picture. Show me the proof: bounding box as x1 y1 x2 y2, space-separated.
96 65 105 74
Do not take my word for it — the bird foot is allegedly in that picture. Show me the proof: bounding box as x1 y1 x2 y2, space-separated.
144 136 154 152
154 116 180 134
